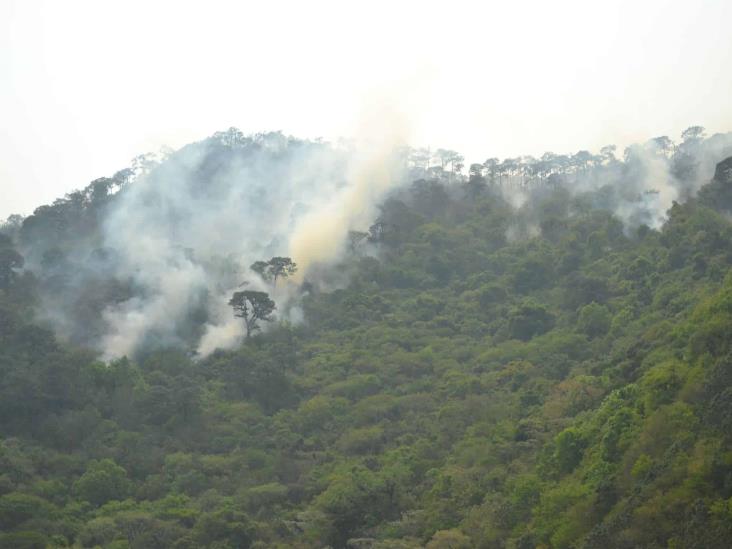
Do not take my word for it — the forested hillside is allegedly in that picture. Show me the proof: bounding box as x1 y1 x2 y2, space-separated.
3 127 732 548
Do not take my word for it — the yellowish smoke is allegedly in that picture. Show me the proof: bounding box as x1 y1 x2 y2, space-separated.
287 99 410 279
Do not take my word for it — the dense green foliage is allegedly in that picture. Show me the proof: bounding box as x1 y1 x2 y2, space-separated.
3 131 732 547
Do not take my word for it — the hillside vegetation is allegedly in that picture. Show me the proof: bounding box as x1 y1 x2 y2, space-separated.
2 128 732 548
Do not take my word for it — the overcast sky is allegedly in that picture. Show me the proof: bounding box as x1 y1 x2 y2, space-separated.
2 0 732 219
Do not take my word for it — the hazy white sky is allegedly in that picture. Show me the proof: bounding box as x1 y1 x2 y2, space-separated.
2 0 732 218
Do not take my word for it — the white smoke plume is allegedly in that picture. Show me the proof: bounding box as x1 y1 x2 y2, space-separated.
9 124 732 360
91 107 410 359
493 131 732 234
288 107 410 277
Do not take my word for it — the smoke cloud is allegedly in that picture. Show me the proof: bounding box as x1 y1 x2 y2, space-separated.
80 100 410 359
288 107 410 277
6 125 732 360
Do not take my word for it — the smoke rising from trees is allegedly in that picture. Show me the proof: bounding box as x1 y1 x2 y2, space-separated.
3 126 732 359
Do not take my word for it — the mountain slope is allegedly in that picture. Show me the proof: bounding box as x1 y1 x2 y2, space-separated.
1 130 732 548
